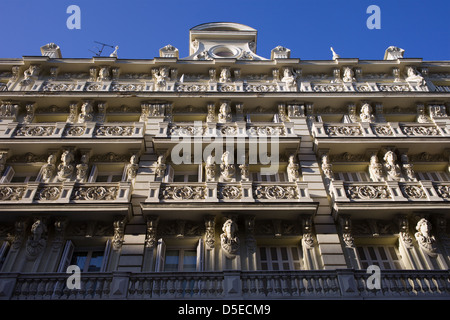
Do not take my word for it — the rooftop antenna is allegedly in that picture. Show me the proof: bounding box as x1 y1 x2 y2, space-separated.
89 41 115 57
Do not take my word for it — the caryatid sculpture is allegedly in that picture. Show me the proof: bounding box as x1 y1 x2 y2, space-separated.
220 218 240 258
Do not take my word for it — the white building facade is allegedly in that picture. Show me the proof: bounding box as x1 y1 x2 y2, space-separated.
0 22 449 300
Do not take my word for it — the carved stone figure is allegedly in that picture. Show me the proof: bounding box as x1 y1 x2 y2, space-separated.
281 67 297 91
206 103 215 122
218 101 232 123
77 100 94 123
405 66 426 86
154 155 166 178
321 154 334 181
21 65 41 86
26 219 47 260
415 218 436 255
126 155 139 181
369 154 384 181
360 103 375 123
145 216 158 248
40 154 56 182
98 67 111 81
57 150 75 181
76 154 89 182
287 155 300 182
219 67 231 83
205 154 216 182
220 151 235 181
383 150 402 181
220 218 239 258
152 67 170 88
342 67 355 83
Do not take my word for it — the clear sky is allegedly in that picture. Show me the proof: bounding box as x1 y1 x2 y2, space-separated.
0 0 449 61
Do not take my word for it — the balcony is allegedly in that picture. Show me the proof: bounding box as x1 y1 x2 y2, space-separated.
328 180 450 218
146 182 312 203
1 122 144 139
311 122 450 139
0 182 131 204
156 122 296 138
1 269 448 300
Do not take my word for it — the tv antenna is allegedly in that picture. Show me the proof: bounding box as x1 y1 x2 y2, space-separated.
89 41 115 57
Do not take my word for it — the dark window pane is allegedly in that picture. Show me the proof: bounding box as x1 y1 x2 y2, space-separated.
183 250 197 271
270 247 278 260
111 175 122 182
388 247 398 260
280 247 288 260
357 247 366 260
173 175 185 182
88 252 104 272
282 262 290 270
164 250 179 271
368 247 377 260
96 175 109 182
187 175 198 182
71 252 87 270
259 247 267 261
291 247 299 261
378 247 388 260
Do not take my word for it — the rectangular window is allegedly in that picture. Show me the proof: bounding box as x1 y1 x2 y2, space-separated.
96 173 123 183
334 172 370 182
70 249 105 272
164 249 197 272
251 172 286 182
356 245 403 270
257 246 302 271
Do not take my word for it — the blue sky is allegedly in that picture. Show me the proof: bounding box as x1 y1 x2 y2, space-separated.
0 0 449 60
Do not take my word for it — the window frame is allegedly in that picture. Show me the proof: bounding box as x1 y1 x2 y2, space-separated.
356 245 404 270
256 245 302 271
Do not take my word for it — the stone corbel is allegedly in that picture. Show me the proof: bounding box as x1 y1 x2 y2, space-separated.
204 215 216 250
52 218 68 250
23 102 36 124
300 215 315 249
49 67 59 80
244 215 256 254
89 67 98 82
396 215 413 248
96 101 108 123
66 102 79 124
112 67 120 80
145 216 159 248
112 217 127 251
339 215 354 248
0 149 8 175
10 218 28 250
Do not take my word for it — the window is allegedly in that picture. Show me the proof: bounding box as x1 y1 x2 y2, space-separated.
88 164 124 183
356 245 403 270
173 173 199 183
96 173 123 183
165 164 202 183
0 242 10 271
416 171 450 182
0 166 39 183
70 249 105 272
155 238 204 272
251 172 287 182
257 246 302 271
333 171 370 182
164 249 197 272
57 240 111 273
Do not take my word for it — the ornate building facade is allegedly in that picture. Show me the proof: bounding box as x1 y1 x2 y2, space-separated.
0 22 449 300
